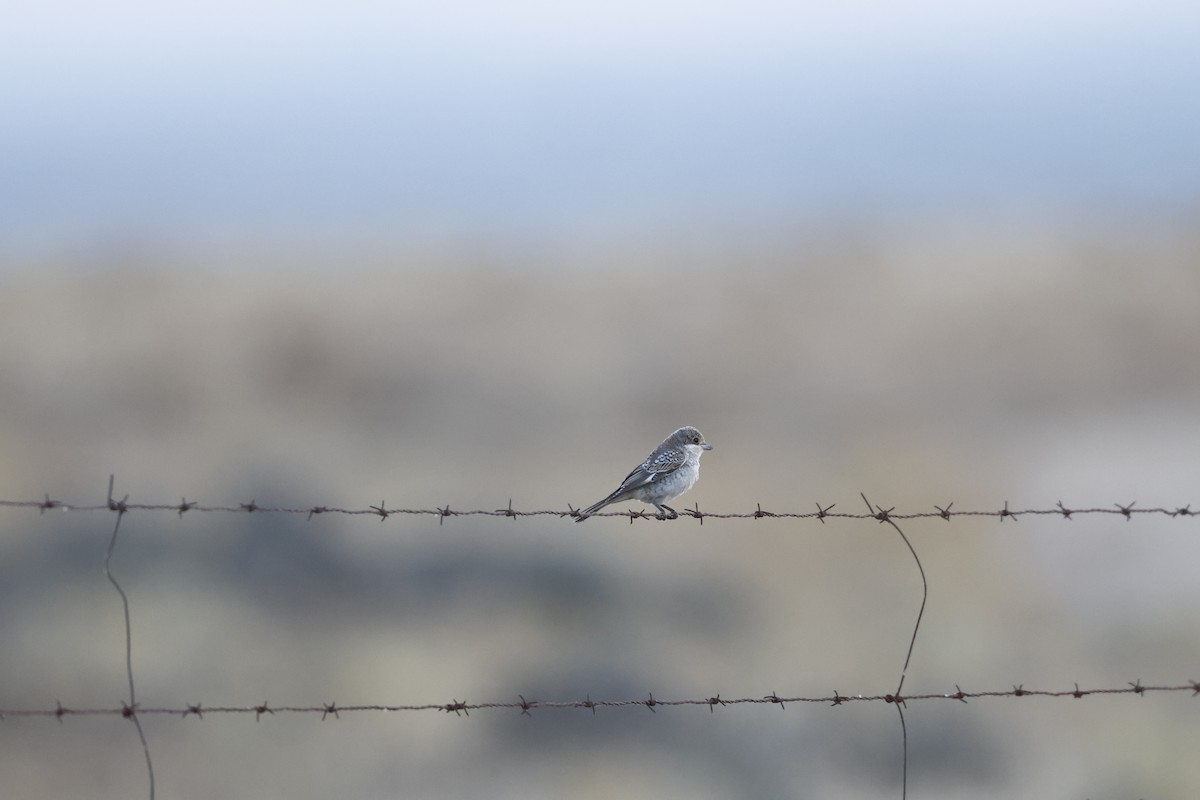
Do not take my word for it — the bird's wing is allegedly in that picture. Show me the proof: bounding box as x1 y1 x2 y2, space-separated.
614 448 685 493
646 447 686 474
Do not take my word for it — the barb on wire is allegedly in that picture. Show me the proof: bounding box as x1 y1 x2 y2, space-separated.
3 682 1195 719
103 476 155 800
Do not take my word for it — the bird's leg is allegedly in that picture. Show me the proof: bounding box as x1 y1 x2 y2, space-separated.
655 505 678 520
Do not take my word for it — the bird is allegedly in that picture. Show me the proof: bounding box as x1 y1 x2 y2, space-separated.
575 426 713 521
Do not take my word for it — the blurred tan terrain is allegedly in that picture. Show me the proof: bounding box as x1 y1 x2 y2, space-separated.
1 221 1199 799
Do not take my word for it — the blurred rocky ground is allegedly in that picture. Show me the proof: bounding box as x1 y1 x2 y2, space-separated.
2 220 1198 798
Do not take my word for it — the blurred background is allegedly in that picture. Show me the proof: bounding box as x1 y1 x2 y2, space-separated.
2 1 1199 798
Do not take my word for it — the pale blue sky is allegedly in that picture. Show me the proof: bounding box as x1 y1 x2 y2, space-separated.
2 1 1198 254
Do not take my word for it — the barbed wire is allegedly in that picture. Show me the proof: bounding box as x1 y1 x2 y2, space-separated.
1 495 1195 524
4 681 1195 721
3 478 1198 800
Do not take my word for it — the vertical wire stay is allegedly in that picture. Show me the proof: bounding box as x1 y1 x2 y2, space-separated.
104 476 155 800
861 493 928 800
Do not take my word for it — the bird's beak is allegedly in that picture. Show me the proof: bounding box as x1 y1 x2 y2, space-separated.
702 441 713 450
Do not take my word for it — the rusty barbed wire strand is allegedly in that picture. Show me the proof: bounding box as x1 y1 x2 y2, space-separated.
0 496 1195 523
3 681 1195 720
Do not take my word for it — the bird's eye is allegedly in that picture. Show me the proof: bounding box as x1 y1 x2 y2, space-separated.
692 436 700 443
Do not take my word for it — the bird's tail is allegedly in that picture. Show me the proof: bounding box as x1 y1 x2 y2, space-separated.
575 494 616 522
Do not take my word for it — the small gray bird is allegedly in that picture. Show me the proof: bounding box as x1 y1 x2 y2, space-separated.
576 426 713 521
